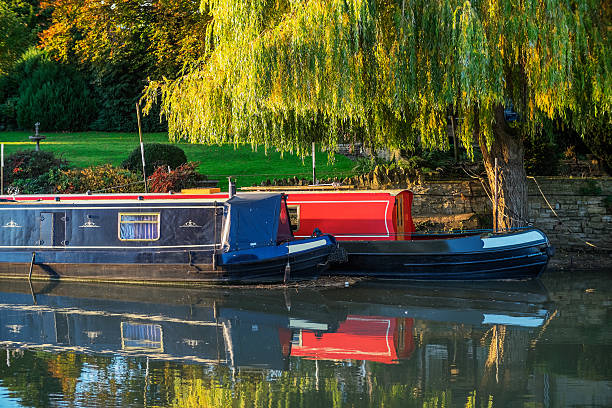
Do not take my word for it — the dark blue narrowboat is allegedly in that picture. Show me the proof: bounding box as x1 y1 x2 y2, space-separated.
0 193 335 283
333 228 553 280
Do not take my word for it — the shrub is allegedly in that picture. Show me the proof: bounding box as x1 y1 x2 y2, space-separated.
16 57 96 131
604 196 612 214
578 180 602 196
147 162 200 193
89 69 167 132
6 149 68 184
54 164 142 194
352 156 390 175
122 143 188 176
0 48 43 130
524 133 560 176
8 173 56 194
582 114 611 173
0 96 19 130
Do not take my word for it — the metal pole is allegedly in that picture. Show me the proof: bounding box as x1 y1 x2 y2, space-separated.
136 103 148 193
312 142 316 185
1 143 4 195
228 177 235 198
494 158 498 232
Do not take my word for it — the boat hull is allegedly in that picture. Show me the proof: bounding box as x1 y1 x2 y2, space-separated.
331 229 552 280
0 236 335 284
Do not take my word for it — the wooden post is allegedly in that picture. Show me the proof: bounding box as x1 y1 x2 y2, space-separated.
494 158 498 232
312 142 316 185
212 201 217 270
136 103 148 193
283 258 291 284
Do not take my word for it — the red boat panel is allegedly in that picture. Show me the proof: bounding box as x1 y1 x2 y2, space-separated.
290 316 414 364
286 190 414 241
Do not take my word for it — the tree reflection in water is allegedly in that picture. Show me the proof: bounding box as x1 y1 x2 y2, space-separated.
0 271 610 408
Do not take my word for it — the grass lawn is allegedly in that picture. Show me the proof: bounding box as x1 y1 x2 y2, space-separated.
0 131 357 189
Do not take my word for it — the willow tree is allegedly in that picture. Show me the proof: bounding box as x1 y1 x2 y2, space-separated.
144 0 611 230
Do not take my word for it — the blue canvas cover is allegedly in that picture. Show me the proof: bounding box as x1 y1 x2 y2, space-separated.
221 194 283 252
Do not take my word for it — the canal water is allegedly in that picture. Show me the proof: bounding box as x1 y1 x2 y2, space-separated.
0 269 610 408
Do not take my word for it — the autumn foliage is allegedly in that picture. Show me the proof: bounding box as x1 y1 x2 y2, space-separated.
147 162 200 193
39 0 209 76
54 164 142 194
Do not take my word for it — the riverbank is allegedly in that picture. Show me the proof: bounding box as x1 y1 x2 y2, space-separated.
548 249 612 272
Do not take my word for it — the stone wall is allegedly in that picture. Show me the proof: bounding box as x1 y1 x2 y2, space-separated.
409 178 612 252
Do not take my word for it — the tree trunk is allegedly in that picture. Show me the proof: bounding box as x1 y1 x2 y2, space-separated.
478 106 528 231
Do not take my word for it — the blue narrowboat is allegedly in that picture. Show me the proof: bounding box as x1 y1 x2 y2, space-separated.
0 192 335 283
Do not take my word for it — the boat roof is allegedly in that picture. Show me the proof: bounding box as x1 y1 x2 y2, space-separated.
0 192 231 204
222 193 284 251
0 189 411 204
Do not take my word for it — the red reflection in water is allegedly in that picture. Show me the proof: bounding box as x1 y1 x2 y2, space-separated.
288 316 414 364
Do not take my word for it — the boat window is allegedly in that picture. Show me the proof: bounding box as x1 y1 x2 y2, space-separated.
121 322 163 352
118 213 160 241
277 201 294 243
287 205 300 231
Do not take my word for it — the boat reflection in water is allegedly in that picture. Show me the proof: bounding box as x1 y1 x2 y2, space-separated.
0 279 549 367
0 277 563 407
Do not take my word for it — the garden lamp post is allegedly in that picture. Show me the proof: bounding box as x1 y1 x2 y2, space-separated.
29 122 46 151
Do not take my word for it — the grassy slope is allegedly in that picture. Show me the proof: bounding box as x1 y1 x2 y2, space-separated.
0 131 356 189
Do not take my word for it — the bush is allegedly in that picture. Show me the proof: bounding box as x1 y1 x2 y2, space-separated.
6 149 68 184
88 69 167 132
524 133 560 176
147 162 200 193
583 114 611 173
8 172 58 194
3 149 69 194
16 56 96 131
0 96 18 130
122 143 188 176
54 164 142 194
352 156 390 175
0 48 43 130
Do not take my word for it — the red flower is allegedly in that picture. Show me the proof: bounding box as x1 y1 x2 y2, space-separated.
13 167 22 174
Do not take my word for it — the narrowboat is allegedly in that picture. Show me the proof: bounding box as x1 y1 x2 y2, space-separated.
259 188 553 280
0 192 335 283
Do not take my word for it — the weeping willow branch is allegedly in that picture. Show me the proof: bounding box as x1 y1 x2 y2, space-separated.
143 0 611 157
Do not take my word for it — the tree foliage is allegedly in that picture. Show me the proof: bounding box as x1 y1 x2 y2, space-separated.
0 0 51 74
144 0 611 158
40 0 210 78
14 48 96 131
38 0 211 131
0 2 31 74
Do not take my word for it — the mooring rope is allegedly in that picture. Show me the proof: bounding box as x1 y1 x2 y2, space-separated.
527 176 607 250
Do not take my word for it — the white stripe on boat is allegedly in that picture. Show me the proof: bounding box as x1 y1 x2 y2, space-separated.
289 319 328 331
482 230 544 249
482 313 546 328
288 239 327 254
